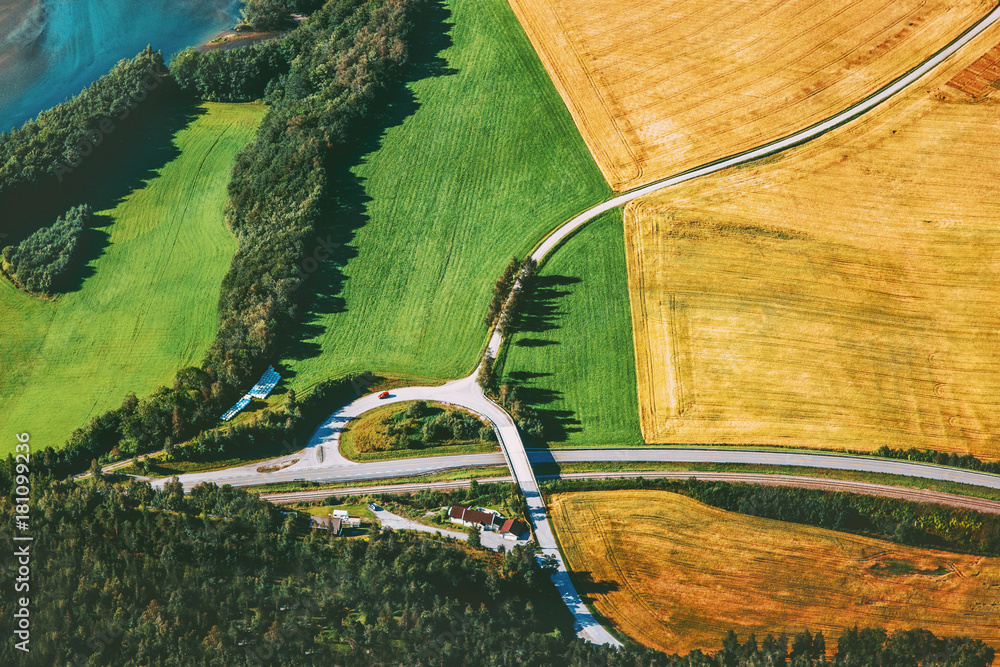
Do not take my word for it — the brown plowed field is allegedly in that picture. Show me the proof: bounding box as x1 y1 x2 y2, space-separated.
550 490 1000 654
506 0 994 190
626 21 1000 460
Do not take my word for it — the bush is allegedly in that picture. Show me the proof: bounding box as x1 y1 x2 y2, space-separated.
405 400 430 419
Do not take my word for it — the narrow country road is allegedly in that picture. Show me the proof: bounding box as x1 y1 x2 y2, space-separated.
151 2 1000 647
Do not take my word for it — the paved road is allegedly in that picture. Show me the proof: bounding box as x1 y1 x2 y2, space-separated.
525 2 1000 267
541 449 1000 490
260 472 1000 515
160 448 1000 493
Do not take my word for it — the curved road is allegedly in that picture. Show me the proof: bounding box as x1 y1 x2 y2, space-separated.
154 2 1000 647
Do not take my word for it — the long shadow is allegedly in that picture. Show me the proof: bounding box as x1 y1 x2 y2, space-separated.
571 571 621 596
0 91 205 292
509 274 581 338
505 274 584 444
281 0 457 364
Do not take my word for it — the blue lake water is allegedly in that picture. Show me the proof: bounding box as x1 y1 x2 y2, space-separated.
0 0 240 131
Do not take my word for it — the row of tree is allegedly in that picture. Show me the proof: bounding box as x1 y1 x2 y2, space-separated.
6 369 372 481
478 360 546 440
871 445 1000 477
1 204 90 294
541 477 1000 556
484 256 523 326
707 627 994 667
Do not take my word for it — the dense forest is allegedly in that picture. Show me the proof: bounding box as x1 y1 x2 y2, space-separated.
170 41 289 102
1 204 90 294
239 0 326 30
1 476 992 666
542 477 1000 556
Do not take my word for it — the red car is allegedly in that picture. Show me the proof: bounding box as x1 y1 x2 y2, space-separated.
378 391 390 399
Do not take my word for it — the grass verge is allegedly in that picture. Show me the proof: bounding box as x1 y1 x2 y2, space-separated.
250 466 512 494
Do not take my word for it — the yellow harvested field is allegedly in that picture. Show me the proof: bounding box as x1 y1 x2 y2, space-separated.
626 22 1000 460
550 490 1000 654
506 0 995 190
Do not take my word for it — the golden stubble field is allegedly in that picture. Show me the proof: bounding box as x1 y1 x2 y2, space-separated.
626 21 1000 460
506 0 994 190
550 490 1000 655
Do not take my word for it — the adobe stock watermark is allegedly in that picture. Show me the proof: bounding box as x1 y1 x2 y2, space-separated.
52 61 169 183
12 432 32 653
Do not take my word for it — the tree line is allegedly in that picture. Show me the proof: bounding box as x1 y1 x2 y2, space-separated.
871 445 1000 477
204 0 426 389
1 204 90 294
540 477 1000 556
170 40 289 102
478 355 546 441
239 0 325 31
5 369 373 481
0 474 992 665
0 48 166 196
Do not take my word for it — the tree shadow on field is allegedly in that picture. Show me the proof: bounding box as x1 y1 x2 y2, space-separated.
509 274 581 340
570 571 620 596
0 93 205 279
282 0 458 364
503 275 584 445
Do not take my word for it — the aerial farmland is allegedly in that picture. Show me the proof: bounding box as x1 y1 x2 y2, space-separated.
550 489 1000 655
626 18 1000 459
507 0 994 189
4 0 1000 662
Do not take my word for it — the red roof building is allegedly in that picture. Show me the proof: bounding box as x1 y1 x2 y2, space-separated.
448 504 502 530
498 518 527 540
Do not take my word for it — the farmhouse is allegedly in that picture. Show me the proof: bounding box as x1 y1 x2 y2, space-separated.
449 505 503 531
498 519 527 540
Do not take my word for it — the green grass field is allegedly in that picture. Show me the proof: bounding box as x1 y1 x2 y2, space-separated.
280 0 609 393
498 210 643 447
0 102 265 454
